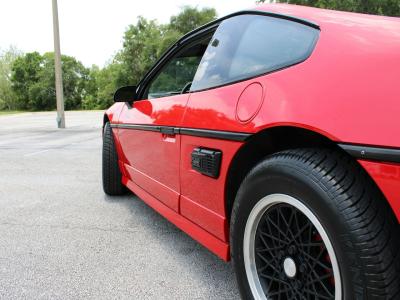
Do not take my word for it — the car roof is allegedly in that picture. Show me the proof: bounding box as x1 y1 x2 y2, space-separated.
176 4 400 49
137 4 400 97
255 3 400 30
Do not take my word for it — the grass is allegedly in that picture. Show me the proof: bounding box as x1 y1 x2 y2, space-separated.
0 110 24 116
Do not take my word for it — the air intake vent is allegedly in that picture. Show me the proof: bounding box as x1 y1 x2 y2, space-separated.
191 147 222 178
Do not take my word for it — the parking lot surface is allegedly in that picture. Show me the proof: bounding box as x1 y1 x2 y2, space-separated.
0 111 239 299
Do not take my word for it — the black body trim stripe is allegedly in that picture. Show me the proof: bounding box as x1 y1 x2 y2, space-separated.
110 123 251 142
179 128 250 141
111 123 161 132
339 144 400 164
110 124 400 162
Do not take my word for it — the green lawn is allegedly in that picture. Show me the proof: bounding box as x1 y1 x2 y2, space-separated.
0 110 24 116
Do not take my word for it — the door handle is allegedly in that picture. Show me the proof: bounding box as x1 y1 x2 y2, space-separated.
160 127 176 135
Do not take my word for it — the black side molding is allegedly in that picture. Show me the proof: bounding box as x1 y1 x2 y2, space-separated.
110 123 251 142
180 128 250 142
110 123 160 132
339 144 400 164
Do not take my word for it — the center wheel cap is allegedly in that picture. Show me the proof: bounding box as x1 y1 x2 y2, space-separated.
283 257 297 278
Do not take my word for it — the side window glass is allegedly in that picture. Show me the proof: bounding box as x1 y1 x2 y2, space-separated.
191 15 319 91
146 36 211 99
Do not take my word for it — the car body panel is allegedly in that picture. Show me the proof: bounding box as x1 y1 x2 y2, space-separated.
179 135 243 242
104 102 124 125
117 94 189 211
359 160 400 222
105 4 400 260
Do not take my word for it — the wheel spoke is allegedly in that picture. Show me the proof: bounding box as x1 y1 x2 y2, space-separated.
264 217 281 249
267 286 292 297
306 273 334 286
302 288 332 299
259 230 284 245
257 230 282 266
258 230 275 250
292 220 313 241
300 247 332 271
256 251 280 273
256 245 282 252
278 208 298 246
304 258 334 297
259 273 290 286
266 215 292 244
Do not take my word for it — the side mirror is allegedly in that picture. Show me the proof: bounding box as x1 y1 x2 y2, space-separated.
114 85 137 102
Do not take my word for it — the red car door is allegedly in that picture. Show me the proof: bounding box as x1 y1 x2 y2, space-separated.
118 96 186 212
117 37 211 211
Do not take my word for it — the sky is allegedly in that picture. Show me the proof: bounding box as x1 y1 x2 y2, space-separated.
0 0 259 67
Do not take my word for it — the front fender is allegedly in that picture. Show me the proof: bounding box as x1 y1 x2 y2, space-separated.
103 102 125 130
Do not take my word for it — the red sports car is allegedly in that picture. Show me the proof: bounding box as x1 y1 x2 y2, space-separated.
102 4 400 299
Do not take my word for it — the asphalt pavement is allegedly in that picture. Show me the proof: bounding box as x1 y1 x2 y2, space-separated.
0 111 239 299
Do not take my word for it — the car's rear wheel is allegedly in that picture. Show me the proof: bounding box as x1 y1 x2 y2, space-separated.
243 193 341 299
102 122 127 196
231 148 400 299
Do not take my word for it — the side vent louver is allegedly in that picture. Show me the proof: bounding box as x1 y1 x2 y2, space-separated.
191 147 222 178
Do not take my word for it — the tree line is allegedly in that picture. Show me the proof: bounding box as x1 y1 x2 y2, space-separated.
1 2 399 111
0 7 217 111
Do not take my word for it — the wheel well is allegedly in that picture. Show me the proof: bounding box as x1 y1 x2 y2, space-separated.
225 126 342 220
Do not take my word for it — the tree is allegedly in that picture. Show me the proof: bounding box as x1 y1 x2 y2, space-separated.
10 51 42 110
11 52 90 111
3 6 218 111
82 62 124 109
86 6 217 110
169 6 217 35
0 46 22 110
115 6 217 88
116 17 164 88
256 0 400 16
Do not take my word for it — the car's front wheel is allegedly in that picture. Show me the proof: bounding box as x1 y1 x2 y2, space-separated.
102 122 127 196
231 148 400 299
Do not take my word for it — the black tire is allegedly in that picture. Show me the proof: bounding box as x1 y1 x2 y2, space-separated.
102 122 127 196
231 148 400 299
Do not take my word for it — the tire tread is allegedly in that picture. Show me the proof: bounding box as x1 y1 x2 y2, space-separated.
102 122 127 196
231 148 400 299
277 149 400 298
